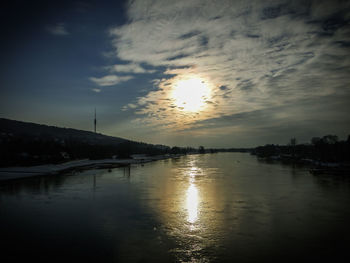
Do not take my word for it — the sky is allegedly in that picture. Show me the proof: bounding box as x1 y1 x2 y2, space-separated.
1 0 350 148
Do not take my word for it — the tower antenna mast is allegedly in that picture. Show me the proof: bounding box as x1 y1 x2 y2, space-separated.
94 108 97 133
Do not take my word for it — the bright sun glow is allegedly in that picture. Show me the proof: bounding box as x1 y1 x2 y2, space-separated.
172 77 211 112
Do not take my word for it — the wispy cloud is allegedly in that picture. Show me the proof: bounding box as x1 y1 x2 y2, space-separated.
91 88 101 93
89 75 133 86
46 23 69 36
109 63 156 74
108 0 350 137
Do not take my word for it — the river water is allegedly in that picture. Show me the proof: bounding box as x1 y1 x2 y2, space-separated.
1 153 350 262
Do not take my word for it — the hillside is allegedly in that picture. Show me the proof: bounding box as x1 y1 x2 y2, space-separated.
0 118 169 167
0 118 127 146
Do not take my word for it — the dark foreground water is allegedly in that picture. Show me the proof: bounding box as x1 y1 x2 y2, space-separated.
1 153 350 262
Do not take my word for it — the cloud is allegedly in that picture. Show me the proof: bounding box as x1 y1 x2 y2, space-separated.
92 88 101 93
89 75 133 86
108 0 350 137
46 23 69 36
179 93 350 146
110 63 156 74
127 103 137 109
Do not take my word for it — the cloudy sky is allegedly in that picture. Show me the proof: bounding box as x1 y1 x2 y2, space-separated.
1 0 350 147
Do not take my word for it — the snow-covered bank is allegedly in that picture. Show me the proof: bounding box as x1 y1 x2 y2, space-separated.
0 154 183 181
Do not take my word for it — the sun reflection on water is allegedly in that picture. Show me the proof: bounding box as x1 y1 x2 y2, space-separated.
186 166 200 226
141 155 218 261
186 183 198 224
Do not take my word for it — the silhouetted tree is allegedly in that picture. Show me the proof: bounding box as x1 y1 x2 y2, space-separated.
170 146 181 154
322 135 338 144
289 138 297 146
311 137 321 145
289 138 297 157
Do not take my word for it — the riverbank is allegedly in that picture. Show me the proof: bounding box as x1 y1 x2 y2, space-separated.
255 154 350 176
0 154 183 181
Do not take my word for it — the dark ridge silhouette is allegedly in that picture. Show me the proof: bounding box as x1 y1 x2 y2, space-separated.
0 118 171 167
0 117 126 145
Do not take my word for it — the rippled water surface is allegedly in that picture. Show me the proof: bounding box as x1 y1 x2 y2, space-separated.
1 153 350 262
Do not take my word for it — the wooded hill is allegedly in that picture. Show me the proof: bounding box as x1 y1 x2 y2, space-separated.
0 118 170 166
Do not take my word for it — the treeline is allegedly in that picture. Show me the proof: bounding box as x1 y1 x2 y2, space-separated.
212 148 252 153
252 135 350 163
0 132 210 167
0 117 255 167
0 118 177 167
0 132 180 167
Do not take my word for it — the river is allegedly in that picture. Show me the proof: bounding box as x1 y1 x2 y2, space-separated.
1 153 350 262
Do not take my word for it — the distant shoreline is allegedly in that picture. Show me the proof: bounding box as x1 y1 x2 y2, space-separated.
0 154 184 182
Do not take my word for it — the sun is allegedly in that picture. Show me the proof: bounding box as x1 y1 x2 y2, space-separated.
171 77 211 112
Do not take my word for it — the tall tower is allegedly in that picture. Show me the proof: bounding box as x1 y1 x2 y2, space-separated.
94 108 97 133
